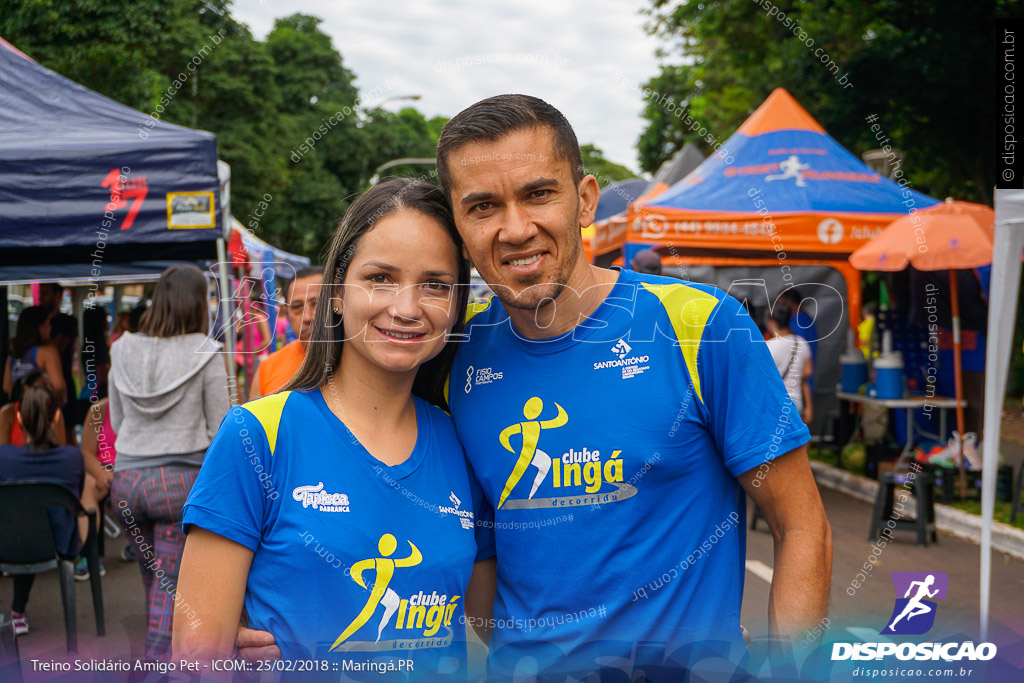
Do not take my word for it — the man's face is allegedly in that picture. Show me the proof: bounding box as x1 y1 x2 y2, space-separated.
287 273 323 345
39 285 63 313
445 127 595 311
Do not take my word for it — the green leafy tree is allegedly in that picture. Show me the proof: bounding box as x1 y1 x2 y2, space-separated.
355 107 448 184
264 14 358 114
0 0 179 109
260 13 364 253
640 0 1020 203
580 144 638 186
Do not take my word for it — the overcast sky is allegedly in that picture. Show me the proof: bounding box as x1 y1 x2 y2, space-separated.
232 0 665 173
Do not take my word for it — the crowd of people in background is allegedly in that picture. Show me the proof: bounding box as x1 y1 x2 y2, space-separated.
0 283 111 635
0 266 319 650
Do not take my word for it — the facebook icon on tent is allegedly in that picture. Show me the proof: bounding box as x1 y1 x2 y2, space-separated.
881 571 949 636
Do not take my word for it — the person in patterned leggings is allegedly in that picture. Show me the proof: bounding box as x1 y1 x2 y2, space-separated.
109 265 230 658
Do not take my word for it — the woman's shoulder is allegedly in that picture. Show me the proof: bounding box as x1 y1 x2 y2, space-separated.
417 396 454 423
0 443 80 462
236 389 310 434
36 344 60 359
54 444 84 463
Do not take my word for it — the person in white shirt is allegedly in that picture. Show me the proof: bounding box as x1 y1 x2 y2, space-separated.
765 304 813 425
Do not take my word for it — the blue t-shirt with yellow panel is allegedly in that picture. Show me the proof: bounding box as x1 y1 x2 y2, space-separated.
182 389 494 680
447 267 810 679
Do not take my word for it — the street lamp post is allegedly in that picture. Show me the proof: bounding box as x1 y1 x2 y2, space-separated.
361 94 432 185
368 158 437 186
372 94 422 108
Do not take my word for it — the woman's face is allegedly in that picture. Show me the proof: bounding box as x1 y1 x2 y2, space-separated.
337 209 460 376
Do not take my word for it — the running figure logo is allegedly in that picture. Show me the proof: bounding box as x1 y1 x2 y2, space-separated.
881 571 949 635
765 155 810 187
497 397 568 509
329 533 423 651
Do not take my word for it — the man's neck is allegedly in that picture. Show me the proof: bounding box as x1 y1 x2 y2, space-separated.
505 263 620 340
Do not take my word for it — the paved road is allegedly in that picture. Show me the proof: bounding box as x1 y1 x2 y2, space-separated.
3 485 1023 680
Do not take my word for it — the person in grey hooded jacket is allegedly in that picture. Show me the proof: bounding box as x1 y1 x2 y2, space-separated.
109 264 230 659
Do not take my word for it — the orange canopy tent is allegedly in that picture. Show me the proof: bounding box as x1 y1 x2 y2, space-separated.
615 88 940 327
584 144 704 265
584 182 669 264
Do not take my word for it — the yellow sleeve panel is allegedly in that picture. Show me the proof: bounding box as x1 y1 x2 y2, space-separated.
639 282 721 406
240 391 292 456
465 297 495 323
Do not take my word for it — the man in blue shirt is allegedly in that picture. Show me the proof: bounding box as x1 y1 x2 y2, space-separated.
239 95 832 679
434 95 831 679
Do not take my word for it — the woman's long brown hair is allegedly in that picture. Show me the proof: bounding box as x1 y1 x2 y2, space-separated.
282 178 470 409
138 264 210 338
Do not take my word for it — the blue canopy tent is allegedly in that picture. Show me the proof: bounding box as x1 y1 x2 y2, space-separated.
0 36 223 276
593 178 649 222
0 36 239 398
630 88 939 267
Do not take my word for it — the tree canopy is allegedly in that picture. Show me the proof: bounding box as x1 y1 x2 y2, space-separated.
1 1 634 256
638 0 1020 204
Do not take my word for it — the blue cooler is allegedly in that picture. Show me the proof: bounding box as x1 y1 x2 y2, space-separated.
840 351 868 393
873 352 904 399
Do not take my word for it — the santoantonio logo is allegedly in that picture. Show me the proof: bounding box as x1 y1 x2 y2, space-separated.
328 533 460 653
832 571 996 663
438 491 475 530
495 397 636 510
594 338 650 379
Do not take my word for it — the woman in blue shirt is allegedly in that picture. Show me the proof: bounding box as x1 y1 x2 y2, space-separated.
0 382 84 636
174 179 494 678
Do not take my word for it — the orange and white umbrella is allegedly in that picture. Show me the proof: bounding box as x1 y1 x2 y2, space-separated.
849 200 993 272
850 199 994 493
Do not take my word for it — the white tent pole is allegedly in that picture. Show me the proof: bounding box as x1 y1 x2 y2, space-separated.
111 285 122 319
981 190 1024 640
216 237 239 405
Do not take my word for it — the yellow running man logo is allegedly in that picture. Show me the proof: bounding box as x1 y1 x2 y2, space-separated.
497 397 568 509
329 533 422 651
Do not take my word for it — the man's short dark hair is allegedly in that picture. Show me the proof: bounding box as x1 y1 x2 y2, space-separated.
436 94 584 198
293 265 323 281
768 303 794 330
288 265 323 302
780 288 803 306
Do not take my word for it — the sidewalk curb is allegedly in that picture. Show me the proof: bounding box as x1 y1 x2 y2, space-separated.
809 460 1024 561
